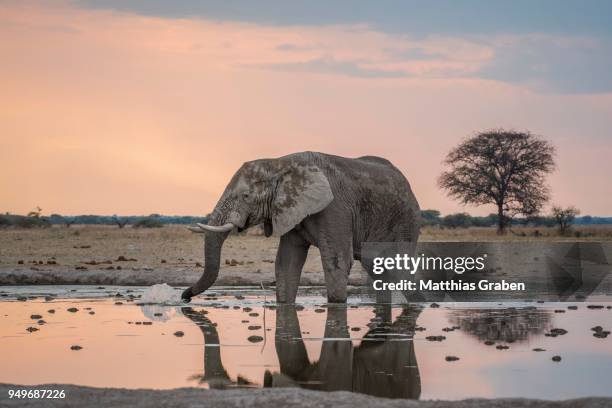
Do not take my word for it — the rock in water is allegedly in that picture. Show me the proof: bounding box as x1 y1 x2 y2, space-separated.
426 335 446 342
138 283 181 304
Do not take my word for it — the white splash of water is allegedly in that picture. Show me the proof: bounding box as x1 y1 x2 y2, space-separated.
137 283 182 304
139 304 179 321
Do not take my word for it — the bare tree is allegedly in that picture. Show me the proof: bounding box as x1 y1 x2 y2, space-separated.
551 206 580 235
439 130 555 233
112 215 129 229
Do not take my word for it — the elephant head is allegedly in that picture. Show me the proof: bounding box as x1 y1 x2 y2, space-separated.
183 155 334 301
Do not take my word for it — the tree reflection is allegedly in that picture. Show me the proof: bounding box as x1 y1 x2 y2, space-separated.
447 307 552 343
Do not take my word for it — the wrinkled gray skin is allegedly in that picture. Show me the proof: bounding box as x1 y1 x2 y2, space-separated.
182 151 420 303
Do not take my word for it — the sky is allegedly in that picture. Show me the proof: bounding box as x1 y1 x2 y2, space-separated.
1 0 611 216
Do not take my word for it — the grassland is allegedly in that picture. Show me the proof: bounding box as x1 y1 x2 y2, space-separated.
1 224 611 286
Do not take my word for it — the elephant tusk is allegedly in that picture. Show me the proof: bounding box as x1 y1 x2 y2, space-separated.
195 222 235 233
187 226 205 233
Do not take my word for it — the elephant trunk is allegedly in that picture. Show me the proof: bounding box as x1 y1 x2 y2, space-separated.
182 212 231 301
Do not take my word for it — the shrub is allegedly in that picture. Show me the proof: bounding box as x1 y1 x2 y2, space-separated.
442 213 472 229
0 215 11 228
12 215 51 228
420 210 441 226
133 217 164 228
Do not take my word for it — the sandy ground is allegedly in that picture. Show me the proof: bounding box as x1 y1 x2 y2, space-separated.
1 225 611 286
0 225 350 286
1 384 610 408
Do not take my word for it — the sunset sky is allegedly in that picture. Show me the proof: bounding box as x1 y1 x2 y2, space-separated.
1 1 611 216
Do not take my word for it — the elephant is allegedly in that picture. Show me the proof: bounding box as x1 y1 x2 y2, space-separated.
183 151 420 303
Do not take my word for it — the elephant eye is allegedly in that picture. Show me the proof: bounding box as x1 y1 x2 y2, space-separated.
242 191 250 199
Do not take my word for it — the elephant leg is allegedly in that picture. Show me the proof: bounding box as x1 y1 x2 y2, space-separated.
319 239 353 303
275 230 310 304
361 256 392 304
318 305 352 391
275 305 310 380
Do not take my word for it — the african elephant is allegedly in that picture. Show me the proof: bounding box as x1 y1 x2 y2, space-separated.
183 151 420 303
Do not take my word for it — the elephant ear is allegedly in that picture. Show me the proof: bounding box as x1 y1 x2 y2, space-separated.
271 164 333 236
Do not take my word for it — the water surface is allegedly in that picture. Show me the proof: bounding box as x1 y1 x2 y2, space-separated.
1 286 611 400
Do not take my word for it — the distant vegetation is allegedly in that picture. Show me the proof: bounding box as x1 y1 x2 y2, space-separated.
1 208 610 232
132 216 164 229
420 209 612 230
551 206 580 234
0 210 208 229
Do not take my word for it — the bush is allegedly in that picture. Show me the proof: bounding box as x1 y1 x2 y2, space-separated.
133 217 164 228
0 215 11 228
471 213 498 227
442 213 472 229
12 215 51 228
420 210 441 226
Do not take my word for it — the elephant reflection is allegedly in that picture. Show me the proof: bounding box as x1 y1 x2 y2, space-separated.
266 304 421 399
182 305 421 399
182 307 254 389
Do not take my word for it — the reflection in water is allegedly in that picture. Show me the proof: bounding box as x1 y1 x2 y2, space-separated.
447 307 552 343
140 304 179 322
351 305 421 399
2 295 612 400
182 304 422 399
182 307 254 389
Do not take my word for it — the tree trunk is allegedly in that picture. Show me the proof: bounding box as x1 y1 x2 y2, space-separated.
497 203 505 234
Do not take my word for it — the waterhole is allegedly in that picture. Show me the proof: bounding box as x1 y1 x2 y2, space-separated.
1 286 611 400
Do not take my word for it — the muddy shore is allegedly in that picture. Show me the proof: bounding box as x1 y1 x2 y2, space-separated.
1 384 610 408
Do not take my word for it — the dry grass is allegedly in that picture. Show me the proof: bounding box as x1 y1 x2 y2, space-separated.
0 225 322 285
420 225 612 241
1 224 611 286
